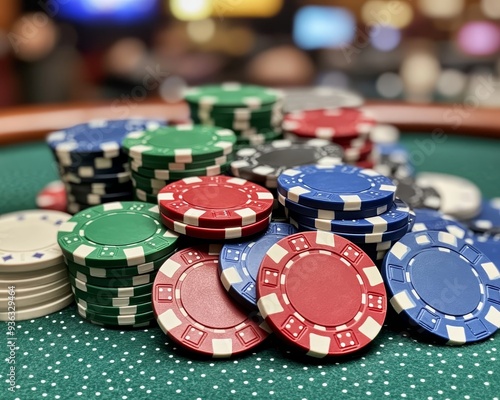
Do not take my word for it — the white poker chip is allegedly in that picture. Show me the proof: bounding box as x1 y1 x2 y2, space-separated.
416 172 482 220
0 210 72 273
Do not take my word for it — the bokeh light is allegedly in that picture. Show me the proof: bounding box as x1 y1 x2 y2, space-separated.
361 1 413 29
370 26 401 52
436 69 467 98
481 0 500 19
293 6 356 50
186 19 215 44
457 21 500 56
376 72 403 98
170 0 212 21
210 0 283 18
400 49 441 101
10 13 58 62
418 0 464 18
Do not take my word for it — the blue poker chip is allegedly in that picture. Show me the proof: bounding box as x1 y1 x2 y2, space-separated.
288 198 410 234
289 215 409 244
412 208 474 243
278 192 390 220
47 119 166 161
277 164 396 211
382 231 500 344
218 222 297 310
472 234 500 267
467 198 500 234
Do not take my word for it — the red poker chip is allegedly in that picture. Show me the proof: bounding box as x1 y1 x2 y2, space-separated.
152 245 270 357
36 180 67 212
160 212 271 240
342 140 374 162
257 231 386 358
158 176 274 229
283 108 376 140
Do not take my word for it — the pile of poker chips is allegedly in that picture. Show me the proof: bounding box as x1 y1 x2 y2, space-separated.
46 119 164 214
122 124 237 204
157 175 274 240
152 227 388 358
277 164 413 262
283 107 377 168
0 210 74 321
185 83 284 148
57 201 179 328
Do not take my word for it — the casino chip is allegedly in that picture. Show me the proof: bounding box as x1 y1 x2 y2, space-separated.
0 210 71 273
286 198 410 234
153 245 270 357
36 180 67 212
0 278 70 310
257 231 386 357
382 231 500 344
123 124 236 164
412 208 475 243
278 193 390 220
72 286 152 307
416 172 482 220
230 139 343 188
158 176 274 229
47 119 164 162
218 222 297 310
58 201 179 267
160 213 271 240
283 108 376 140
467 198 500 234
46 119 161 212
473 234 500 268
184 82 282 109
0 292 74 321
277 164 396 211
282 86 364 113
394 177 441 210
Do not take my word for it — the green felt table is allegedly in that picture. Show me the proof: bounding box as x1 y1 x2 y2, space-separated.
0 133 499 400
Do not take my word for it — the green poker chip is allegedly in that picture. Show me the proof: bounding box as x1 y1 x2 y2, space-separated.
68 267 157 288
131 162 230 181
130 153 232 171
65 251 171 279
122 124 236 164
71 286 152 307
69 273 154 297
58 201 178 268
75 298 152 316
86 319 154 329
77 302 154 325
131 172 168 190
184 83 283 109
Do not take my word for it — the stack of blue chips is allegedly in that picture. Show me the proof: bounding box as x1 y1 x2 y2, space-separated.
277 164 414 262
46 118 165 213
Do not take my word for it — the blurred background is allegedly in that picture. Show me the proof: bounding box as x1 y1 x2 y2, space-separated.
1 0 500 107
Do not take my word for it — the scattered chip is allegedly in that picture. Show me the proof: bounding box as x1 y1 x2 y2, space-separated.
153 245 270 357
382 231 500 344
257 231 386 357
